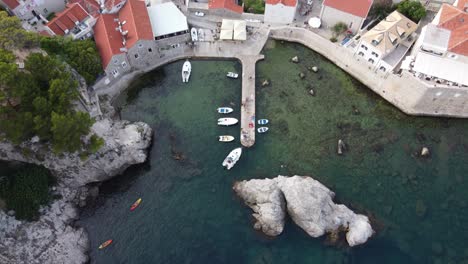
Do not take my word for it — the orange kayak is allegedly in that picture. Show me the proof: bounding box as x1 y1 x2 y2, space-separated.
130 198 142 211
98 239 113 249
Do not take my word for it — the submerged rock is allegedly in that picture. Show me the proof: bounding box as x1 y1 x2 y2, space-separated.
299 72 305 79
312 66 319 73
234 175 374 247
421 147 430 157
262 79 270 87
337 139 346 155
291 56 299 63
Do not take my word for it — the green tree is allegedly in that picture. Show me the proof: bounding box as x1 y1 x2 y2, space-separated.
332 22 348 38
242 0 265 14
397 0 426 23
40 36 103 84
0 11 38 50
48 77 78 113
0 166 54 220
25 53 65 89
51 111 93 153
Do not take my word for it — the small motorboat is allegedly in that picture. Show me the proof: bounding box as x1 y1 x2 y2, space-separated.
227 72 239 79
222 147 242 170
218 118 238 126
191 27 198 42
198 28 204 41
217 107 233 114
219 135 235 142
182 60 191 83
258 119 269 125
257 127 269 133
130 198 142 211
98 239 113 249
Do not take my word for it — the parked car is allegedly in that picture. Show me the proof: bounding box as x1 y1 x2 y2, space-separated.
194 11 205 17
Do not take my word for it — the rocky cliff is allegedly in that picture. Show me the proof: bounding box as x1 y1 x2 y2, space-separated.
234 175 374 247
0 118 153 263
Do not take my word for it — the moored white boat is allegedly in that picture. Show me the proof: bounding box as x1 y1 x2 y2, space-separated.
182 60 191 83
258 119 269 125
219 135 235 142
227 72 239 79
217 107 233 114
257 127 269 133
218 117 238 126
191 28 198 41
222 147 242 170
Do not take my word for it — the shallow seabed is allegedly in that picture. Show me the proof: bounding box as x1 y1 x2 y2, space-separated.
79 40 468 264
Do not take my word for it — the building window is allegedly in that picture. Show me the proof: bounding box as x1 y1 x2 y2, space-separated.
148 48 152 52
138 43 143 48
361 45 368 50
358 52 364 56
113 59 119 65
112 69 119 77
134 53 139 59
43 8 48 14
121 61 127 68
368 58 374 64
379 66 386 71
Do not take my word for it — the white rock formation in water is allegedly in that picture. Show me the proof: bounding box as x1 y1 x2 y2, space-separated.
0 118 153 263
234 175 374 247
233 178 286 236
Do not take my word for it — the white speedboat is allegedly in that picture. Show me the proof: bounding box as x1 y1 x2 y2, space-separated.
219 135 234 142
217 107 233 114
182 60 191 83
218 118 238 126
227 72 239 79
222 147 242 170
191 28 198 42
257 127 269 133
258 119 269 125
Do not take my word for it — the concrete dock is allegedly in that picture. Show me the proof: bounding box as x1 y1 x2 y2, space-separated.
239 55 264 148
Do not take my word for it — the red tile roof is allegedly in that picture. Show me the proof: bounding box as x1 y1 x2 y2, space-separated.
455 0 468 11
105 0 126 11
69 0 101 18
266 0 297 7
93 0 153 68
47 3 90 36
437 4 468 56
323 0 373 18
208 0 243 13
3 0 19 9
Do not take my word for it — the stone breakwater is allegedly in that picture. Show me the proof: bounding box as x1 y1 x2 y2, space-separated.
0 119 153 263
234 175 374 247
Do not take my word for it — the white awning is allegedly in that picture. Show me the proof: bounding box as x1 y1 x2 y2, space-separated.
220 19 246 41
233 20 246 40
413 52 468 86
147 2 188 38
308 17 321 28
220 29 233 40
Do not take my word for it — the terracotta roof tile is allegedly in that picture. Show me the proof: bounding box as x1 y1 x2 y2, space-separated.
105 0 126 11
437 4 468 56
3 0 20 9
266 0 297 7
323 0 373 18
93 0 153 69
208 0 243 13
47 3 90 35
69 0 101 18
455 0 468 11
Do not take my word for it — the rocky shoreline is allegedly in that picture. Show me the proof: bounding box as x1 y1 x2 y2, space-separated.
234 175 374 247
0 119 153 263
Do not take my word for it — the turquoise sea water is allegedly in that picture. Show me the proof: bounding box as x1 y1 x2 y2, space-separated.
77 41 468 264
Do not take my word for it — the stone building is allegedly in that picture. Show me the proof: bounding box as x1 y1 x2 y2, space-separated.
319 0 373 33
264 0 297 24
354 10 417 73
93 0 155 84
0 0 66 23
208 0 243 18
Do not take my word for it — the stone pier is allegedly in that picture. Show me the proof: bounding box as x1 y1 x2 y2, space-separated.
239 55 264 148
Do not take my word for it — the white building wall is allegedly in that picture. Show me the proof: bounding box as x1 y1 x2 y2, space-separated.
12 0 66 20
264 3 296 24
320 6 364 33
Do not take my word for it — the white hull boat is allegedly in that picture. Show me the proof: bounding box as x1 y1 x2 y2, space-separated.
217 107 233 114
218 118 238 126
219 135 235 142
191 28 198 42
258 119 269 125
222 147 242 170
257 127 269 133
227 72 239 79
182 60 191 83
